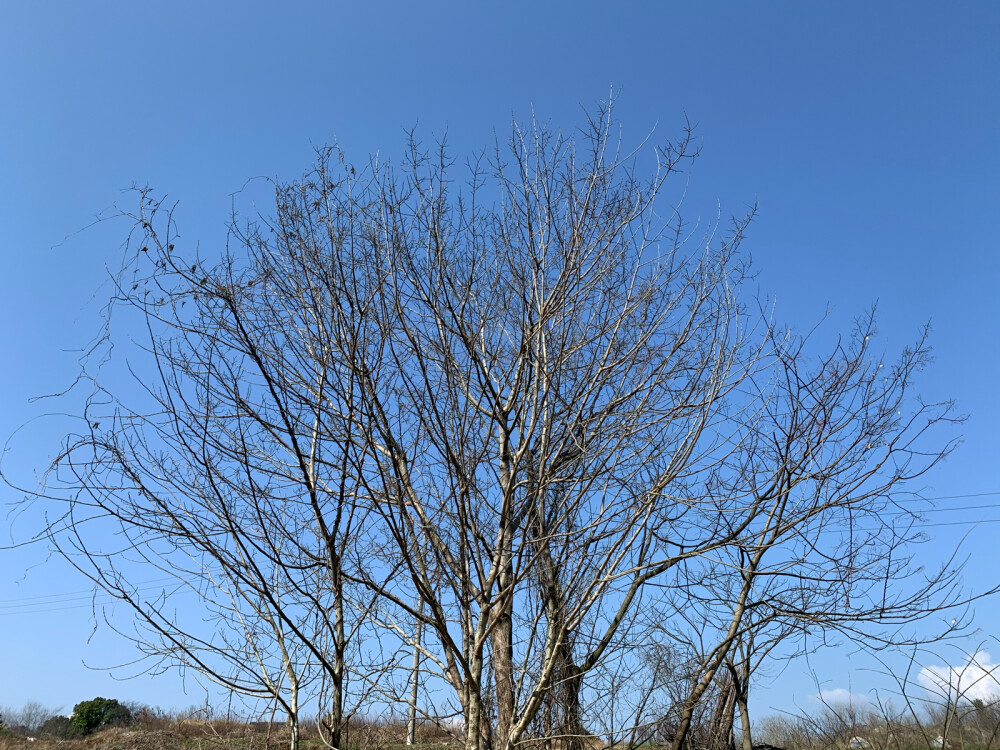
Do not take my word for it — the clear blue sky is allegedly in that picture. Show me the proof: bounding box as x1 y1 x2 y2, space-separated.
1 0 998 721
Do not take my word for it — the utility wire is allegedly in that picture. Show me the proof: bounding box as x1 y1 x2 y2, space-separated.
2 492 997 616
891 491 1000 505
0 586 197 617
0 576 189 615
0 576 178 605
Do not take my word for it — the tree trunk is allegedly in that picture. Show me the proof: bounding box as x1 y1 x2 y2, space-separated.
465 671 486 750
671 660 726 750
735 694 752 750
728 662 752 750
289 711 300 750
407 600 424 746
559 662 585 750
327 589 345 750
492 553 515 750
706 671 736 750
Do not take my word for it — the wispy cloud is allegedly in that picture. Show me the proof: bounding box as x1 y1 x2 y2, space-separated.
812 687 870 706
918 651 1000 704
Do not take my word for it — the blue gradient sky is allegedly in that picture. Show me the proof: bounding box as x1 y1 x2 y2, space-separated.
1 0 998 721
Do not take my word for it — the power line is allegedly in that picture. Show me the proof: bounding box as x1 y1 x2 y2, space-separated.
2 492 997 615
0 576 188 616
0 576 178 605
891 491 1000 505
0 585 197 617
913 518 1000 529
0 601 131 616
908 502 1000 514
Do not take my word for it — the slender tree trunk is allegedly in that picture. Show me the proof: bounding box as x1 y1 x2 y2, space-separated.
289 711 300 750
547 591 584 750
727 661 752 750
288 665 300 750
276 619 300 750
735 694 752 750
466 656 486 750
327 584 345 750
536 481 584 750
491 439 518 750
670 655 729 750
558 662 585 750
407 599 424 746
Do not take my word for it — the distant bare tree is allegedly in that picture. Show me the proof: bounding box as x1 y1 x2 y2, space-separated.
764 644 1000 750
0 701 60 736
871 642 1000 750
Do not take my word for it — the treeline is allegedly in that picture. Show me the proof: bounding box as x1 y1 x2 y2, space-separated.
0 699 457 748
1 699 132 740
757 699 1000 750
5 694 1000 750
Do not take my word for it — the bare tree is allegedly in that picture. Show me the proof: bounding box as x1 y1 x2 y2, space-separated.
655 313 968 750
0 701 61 737
316 105 778 750
13 174 401 749
11 102 967 750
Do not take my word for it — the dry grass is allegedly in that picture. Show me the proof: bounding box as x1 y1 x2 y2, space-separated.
0 717 463 750
0 729 179 750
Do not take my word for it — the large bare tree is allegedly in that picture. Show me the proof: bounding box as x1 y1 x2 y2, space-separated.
320 107 777 750
12 104 965 750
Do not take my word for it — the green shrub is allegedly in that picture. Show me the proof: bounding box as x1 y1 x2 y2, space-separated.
70 698 132 736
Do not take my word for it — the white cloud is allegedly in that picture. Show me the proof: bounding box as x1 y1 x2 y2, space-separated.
918 651 1000 704
812 687 870 706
